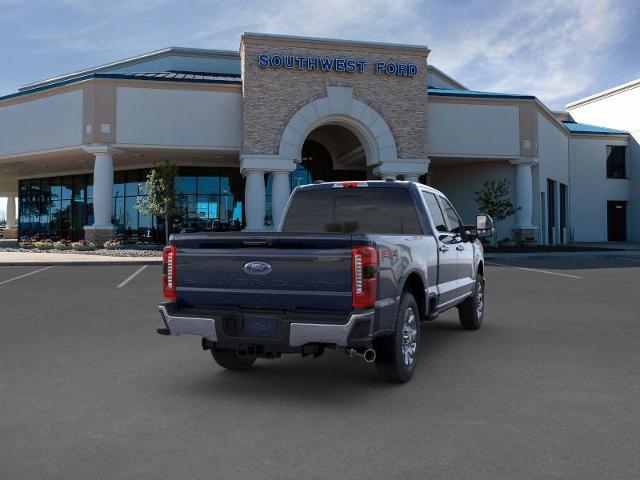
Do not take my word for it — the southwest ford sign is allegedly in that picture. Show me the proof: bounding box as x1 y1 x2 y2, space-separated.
257 54 418 77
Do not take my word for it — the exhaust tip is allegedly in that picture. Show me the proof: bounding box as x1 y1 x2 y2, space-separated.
363 348 376 363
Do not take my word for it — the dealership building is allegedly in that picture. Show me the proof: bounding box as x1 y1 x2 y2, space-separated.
0 33 637 244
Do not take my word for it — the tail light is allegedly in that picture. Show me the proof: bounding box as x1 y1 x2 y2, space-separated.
352 246 378 308
162 245 177 301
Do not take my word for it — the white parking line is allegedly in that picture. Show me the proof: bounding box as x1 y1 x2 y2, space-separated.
117 265 149 289
0 266 53 286
487 262 581 279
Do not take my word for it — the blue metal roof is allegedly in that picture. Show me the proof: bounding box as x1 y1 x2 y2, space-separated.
427 87 535 100
562 121 628 135
0 71 242 102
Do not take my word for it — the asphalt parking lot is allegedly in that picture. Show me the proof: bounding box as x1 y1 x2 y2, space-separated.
1 256 640 479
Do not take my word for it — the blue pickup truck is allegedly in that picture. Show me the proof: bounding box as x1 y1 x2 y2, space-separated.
157 180 494 383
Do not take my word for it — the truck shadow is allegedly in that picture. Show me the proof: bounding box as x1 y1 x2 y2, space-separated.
177 317 467 405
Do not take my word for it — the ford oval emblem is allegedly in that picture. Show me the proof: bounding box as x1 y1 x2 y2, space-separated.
243 261 272 275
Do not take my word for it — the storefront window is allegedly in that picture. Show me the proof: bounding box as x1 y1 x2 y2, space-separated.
18 167 245 241
172 167 244 233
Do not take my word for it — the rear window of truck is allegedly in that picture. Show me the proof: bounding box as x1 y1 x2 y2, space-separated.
282 187 423 234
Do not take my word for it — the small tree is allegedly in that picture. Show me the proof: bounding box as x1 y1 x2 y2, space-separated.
475 179 519 245
136 160 178 244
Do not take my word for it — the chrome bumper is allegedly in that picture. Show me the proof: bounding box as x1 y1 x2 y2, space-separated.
288 311 374 347
158 305 218 341
158 305 374 347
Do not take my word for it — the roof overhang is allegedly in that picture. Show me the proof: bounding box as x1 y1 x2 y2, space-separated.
19 47 240 93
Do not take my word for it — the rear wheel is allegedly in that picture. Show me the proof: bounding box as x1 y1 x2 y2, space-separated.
374 293 420 383
458 275 485 330
211 348 256 370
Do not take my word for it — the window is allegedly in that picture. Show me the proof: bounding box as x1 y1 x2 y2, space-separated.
282 187 423 234
606 146 626 179
439 197 464 234
422 192 447 232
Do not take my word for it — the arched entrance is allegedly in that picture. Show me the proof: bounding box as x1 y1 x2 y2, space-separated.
265 125 368 226
242 87 427 230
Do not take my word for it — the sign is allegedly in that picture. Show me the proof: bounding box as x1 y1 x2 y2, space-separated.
257 53 418 77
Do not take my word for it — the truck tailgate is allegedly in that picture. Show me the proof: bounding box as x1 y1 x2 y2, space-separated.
172 233 354 313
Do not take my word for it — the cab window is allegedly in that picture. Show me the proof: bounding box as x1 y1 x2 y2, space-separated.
422 192 448 232
439 197 464 234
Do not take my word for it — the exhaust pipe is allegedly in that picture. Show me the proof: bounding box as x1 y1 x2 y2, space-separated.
345 347 376 363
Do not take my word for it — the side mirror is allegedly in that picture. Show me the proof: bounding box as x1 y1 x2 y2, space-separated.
475 214 495 239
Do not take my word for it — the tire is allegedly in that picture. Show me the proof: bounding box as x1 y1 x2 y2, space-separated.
211 348 256 370
374 293 420 383
458 275 485 330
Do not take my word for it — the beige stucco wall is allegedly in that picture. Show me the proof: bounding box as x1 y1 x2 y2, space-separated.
240 35 429 160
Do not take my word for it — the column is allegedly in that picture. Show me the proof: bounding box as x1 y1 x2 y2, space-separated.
509 158 538 242
6 195 16 229
83 145 117 245
244 170 266 231
271 171 291 229
92 152 115 227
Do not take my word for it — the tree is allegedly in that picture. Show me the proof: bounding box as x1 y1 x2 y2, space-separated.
136 160 178 244
475 179 519 244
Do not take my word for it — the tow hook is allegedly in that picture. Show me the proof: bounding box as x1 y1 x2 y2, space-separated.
345 347 376 363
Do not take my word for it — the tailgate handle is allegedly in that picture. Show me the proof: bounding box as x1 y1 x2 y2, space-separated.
242 240 271 246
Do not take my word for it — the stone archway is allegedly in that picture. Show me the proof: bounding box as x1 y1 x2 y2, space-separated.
278 86 398 168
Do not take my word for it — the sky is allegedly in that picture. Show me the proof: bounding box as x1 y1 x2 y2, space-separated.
1 0 639 216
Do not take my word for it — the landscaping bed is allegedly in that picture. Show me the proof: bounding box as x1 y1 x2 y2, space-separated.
0 238 162 257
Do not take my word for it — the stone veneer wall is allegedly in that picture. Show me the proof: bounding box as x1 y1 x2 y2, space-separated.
240 36 429 160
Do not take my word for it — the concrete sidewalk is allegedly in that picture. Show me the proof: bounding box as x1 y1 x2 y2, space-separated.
486 250 640 260
0 251 161 266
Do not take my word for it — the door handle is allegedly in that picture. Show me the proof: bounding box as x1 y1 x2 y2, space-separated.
456 245 465 251
439 245 449 252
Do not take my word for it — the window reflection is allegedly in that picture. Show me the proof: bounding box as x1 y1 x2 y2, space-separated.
18 167 245 242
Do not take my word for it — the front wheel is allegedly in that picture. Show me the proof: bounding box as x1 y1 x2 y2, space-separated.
374 293 420 383
458 275 485 330
211 348 256 370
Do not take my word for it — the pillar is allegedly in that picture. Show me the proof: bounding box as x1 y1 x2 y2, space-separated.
244 170 266 231
404 174 420 182
2 195 18 240
84 145 117 245
509 158 538 242
6 195 16 229
271 171 291 229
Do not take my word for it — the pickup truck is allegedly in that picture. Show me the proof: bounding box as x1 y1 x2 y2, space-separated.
157 180 494 383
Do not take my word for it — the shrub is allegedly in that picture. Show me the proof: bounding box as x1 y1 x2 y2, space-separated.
33 239 54 250
53 239 73 250
19 237 34 249
71 240 96 251
103 239 123 250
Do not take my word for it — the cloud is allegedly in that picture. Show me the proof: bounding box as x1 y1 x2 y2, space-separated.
1 0 636 109
426 0 633 108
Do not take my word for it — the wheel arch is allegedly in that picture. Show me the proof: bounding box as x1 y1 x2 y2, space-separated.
401 271 428 321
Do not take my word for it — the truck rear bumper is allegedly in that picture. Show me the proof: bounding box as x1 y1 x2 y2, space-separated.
158 304 218 341
157 302 374 348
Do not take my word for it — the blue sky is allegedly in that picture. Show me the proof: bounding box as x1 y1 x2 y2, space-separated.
1 0 639 109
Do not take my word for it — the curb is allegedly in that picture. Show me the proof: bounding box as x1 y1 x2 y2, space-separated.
485 250 640 260
0 259 162 266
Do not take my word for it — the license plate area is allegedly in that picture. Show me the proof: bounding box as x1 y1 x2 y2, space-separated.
244 314 278 337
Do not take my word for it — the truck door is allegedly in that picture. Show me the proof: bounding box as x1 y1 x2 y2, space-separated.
422 192 459 306
439 196 475 296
